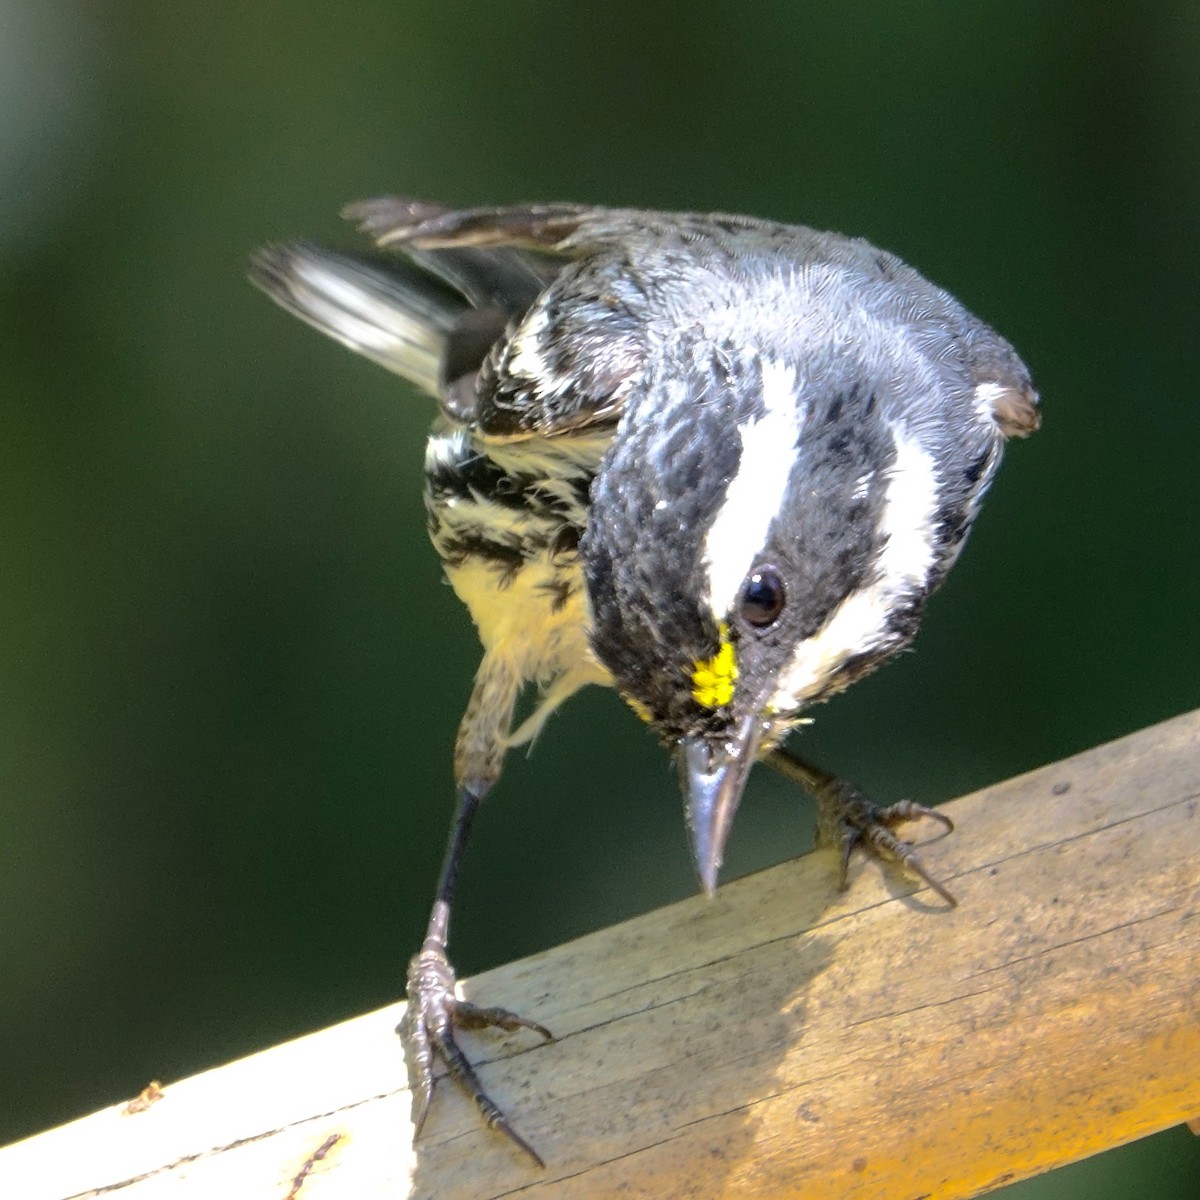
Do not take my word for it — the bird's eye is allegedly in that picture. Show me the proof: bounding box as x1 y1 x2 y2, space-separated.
738 566 786 628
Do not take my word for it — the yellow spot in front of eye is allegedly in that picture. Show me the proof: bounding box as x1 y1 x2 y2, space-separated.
691 624 738 708
623 694 653 723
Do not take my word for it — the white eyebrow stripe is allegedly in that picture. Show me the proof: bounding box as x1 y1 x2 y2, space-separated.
702 359 805 617
768 423 941 712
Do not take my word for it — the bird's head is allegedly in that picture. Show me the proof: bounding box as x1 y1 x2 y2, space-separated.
582 339 997 893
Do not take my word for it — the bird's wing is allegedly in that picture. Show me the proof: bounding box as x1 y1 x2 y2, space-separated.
346 199 663 440
343 198 601 255
249 242 468 397
344 198 772 257
344 199 561 309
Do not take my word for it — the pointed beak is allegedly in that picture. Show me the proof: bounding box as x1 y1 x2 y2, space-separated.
680 715 763 896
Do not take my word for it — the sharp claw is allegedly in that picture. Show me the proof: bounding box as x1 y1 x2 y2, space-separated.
403 1000 437 1138
476 1074 547 1169
920 867 959 907
431 1023 546 1167
496 1122 546 1169
896 847 959 906
881 800 955 838
873 803 958 902
455 1001 554 1042
412 1078 432 1139
837 830 856 891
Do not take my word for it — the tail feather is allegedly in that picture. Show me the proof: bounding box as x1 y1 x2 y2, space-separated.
249 242 465 396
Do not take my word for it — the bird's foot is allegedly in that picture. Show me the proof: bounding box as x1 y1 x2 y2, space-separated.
816 778 957 906
403 940 553 1166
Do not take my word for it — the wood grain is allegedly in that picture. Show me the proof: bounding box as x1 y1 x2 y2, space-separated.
3 710 1198 1199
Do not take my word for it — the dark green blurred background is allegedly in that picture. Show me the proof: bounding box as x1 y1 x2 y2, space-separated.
2 1 1198 1194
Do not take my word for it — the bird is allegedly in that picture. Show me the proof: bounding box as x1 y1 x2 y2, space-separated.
249 200 1039 1164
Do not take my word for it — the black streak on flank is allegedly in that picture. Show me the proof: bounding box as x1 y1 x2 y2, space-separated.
427 452 529 513
549 523 582 558
439 533 527 582
537 575 575 612
427 452 592 526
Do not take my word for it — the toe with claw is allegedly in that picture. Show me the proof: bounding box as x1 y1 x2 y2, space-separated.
766 747 958 906
403 938 553 1166
819 780 958 906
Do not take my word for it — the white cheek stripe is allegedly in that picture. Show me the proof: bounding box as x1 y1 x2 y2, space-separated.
703 359 805 615
768 425 941 712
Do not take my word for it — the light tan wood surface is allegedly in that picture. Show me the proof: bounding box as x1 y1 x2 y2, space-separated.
3 710 1198 1199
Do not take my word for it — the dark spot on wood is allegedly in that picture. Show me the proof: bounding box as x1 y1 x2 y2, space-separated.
121 1080 165 1116
284 1132 344 1200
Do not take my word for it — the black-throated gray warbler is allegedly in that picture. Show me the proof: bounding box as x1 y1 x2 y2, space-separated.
250 201 1039 1163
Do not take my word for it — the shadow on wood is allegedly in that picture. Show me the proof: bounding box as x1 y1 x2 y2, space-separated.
3 709 1199 1198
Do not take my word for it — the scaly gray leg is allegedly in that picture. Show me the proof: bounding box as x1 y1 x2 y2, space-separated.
403 660 552 1165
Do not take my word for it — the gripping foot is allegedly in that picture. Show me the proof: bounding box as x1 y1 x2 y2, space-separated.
766 748 958 906
403 939 553 1166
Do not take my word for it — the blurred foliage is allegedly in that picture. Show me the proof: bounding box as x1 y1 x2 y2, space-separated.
1 1 1197 1194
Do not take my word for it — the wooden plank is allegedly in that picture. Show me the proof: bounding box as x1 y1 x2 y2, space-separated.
3 709 1199 1199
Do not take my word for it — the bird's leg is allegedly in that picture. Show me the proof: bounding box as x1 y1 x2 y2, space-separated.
765 746 957 906
402 661 552 1166
404 786 552 1164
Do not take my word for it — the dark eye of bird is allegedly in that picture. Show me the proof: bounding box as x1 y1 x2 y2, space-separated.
739 566 786 627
